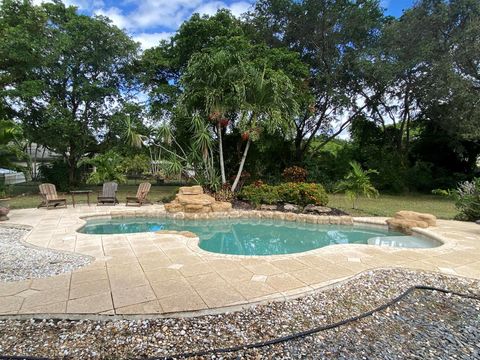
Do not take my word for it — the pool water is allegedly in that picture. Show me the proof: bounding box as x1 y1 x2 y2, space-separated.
78 217 440 255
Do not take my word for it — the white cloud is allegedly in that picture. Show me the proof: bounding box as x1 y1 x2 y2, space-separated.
133 32 174 49
32 0 104 11
34 0 254 48
227 1 252 17
96 0 253 32
94 7 131 30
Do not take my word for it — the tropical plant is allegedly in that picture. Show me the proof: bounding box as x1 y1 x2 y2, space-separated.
80 151 126 185
454 178 480 221
336 161 379 209
231 64 298 192
0 119 24 169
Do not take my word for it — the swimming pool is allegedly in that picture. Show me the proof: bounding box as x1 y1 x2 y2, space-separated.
78 217 440 255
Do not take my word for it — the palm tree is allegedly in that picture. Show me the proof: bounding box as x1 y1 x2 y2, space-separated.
230 65 298 192
336 161 379 209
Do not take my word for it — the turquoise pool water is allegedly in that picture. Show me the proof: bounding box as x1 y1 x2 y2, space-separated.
78 217 440 255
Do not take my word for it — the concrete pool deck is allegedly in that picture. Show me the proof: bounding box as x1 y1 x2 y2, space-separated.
0 205 479 317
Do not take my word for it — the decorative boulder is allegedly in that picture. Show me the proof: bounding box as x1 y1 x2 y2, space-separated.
260 204 277 211
211 201 233 212
386 218 428 235
178 185 204 195
284 203 300 213
165 186 232 213
386 210 436 234
303 204 331 215
394 211 437 227
0 207 9 221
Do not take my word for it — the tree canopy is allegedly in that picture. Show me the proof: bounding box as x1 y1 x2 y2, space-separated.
0 0 478 193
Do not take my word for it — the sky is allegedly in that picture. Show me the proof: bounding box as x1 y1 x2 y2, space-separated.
38 0 416 50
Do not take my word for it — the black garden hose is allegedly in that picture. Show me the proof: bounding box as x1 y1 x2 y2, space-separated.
1 285 479 360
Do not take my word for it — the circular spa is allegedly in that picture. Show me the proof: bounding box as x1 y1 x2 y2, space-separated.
78 217 442 256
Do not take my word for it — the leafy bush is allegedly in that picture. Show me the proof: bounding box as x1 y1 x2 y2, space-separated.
80 151 126 185
39 160 70 191
122 154 150 176
277 182 328 206
240 183 280 206
241 182 328 207
454 178 480 221
282 166 307 183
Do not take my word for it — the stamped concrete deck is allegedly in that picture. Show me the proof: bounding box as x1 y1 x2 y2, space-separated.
0 205 479 317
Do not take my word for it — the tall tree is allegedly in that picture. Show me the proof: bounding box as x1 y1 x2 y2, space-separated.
1 1 139 184
247 0 384 161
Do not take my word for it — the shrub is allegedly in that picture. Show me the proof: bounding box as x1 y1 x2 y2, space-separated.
282 166 307 183
214 183 236 202
80 151 126 185
454 178 480 221
240 184 280 206
277 182 328 206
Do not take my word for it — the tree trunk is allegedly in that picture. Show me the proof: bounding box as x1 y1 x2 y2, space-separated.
218 123 226 184
231 138 251 192
294 127 304 162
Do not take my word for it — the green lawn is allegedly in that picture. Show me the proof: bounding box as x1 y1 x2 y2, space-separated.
328 193 457 219
2 183 457 219
3 183 179 209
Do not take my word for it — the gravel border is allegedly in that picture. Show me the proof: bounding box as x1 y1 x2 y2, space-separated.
0 269 479 359
0 226 92 282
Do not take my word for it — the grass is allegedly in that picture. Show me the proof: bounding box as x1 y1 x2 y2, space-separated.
2 182 458 219
328 193 457 219
2 182 179 209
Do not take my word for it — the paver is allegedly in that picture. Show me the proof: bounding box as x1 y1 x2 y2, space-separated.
0 206 479 316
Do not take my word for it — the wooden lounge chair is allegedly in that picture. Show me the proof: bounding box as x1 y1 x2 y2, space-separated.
38 183 67 209
126 182 152 206
97 182 119 205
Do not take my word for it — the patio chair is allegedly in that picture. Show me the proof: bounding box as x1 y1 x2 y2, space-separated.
126 182 152 206
38 183 67 210
97 181 119 205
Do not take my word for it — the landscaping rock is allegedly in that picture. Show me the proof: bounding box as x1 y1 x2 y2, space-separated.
260 204 278 211
386 210 437 234
0 207 9 221
176 193 215 206
211 201 233 212
386 218 428 234
0 227 91 282
284 203 300 212
178 185 204 195
165 186 232 213
395 210 437 227
303 204 331 214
